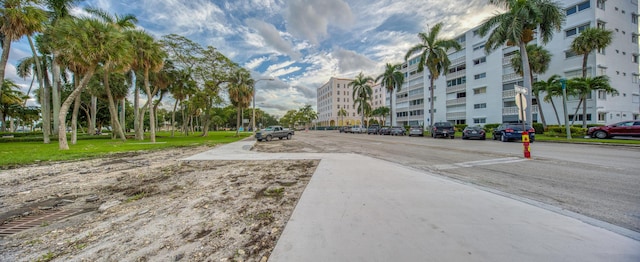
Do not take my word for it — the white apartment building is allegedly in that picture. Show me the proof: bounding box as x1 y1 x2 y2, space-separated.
393 0 639 127
316 77 386 127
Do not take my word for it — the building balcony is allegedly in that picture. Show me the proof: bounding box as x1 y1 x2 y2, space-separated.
446 97 467 106
503 55 515 65
446 84 466 94
502 89 516 98
450 56 465 65
502 105 539 115
446 111 466 120
445 69 466 79
502 73 522 82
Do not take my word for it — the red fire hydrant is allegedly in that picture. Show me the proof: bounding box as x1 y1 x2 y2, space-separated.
522 131 531 158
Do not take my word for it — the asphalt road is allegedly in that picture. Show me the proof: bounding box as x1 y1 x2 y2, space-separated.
290 130 640 234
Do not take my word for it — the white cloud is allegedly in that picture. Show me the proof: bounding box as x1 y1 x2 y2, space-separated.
244 56 269 70
284 0 354 44
245 19 302 60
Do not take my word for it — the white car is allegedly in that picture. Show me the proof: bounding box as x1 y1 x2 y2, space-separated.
350 125 363 133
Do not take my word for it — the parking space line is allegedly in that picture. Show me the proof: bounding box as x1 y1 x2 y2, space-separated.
433 157 526 170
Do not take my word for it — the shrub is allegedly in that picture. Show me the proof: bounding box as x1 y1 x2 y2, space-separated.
532 123 544 134
454 124 467 131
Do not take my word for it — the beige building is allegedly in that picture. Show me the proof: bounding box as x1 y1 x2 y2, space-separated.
316 77 386 127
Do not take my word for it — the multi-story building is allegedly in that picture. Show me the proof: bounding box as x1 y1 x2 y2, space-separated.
393 0 639 127
316 77 386 127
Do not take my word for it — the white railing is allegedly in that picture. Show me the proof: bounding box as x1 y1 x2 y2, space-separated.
446 111 466 120
503 55 515 65
450 56 465 65
446 97 467 106
446 69 466 78
502 89 516 98
502 73 522 82
446 84 466 94
502 105 539 115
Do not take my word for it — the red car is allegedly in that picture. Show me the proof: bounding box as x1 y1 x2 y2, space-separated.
587 120 640 139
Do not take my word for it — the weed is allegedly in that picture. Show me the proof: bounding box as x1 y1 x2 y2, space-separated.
40 221 49 227
35 251 56 262
126 192 145 202
264 187 284 197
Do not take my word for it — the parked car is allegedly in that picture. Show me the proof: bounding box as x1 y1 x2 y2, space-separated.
493 123 535 142
409 126 424 137
339 126 347 133
367 125 380 135
390 126 406 136
462 126 486 140
431 122 455 139
378 126 391 135
350 125 363 134
587 120 640 138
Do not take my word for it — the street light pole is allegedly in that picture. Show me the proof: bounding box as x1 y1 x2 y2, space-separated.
253 78 274 133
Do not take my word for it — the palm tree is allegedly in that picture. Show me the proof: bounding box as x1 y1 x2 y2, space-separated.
1 79 27 131
349 72 374 127
337 108 347 127
568 76 617 127
479 0 565 124
405 22 461 128
533 75 564 125
49 17 132 150
570 27 613 128
43 0 78 137
128 30 166 142
227 69 254 136
511 44 552 128
0 0 46 104
375 63 404 126
375 106 390 126
297 104 317 129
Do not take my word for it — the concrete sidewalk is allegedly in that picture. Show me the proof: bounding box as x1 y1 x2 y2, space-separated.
184 139 640 261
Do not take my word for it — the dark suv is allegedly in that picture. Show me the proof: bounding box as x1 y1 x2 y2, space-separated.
367 125 380 135
431 122 455 139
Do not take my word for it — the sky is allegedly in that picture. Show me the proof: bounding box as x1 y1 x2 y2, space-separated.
5 0 497 117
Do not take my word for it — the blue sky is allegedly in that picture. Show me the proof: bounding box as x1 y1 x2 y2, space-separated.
6 0 496 117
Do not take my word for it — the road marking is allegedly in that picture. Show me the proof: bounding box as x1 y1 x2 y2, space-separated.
433 157 526 170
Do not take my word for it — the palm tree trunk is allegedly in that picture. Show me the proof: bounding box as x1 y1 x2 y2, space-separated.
570 98 584 126
235 107 241 136
59 68 96 150
143 69 156 143
429 77 435 128
120 98 125 134
26 35 49 143
171 99 179 137
0 38 12 110
51 52 62 135
519 42 533 124
90 95 97 134
103 70 126 141
71 89 81 145
582 94 588 128
390 84 395 126
549 99 561 125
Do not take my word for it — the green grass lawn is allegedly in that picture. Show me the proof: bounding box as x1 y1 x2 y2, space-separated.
0 131 251 168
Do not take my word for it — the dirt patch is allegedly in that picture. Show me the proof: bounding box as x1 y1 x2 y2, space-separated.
0 143 318 261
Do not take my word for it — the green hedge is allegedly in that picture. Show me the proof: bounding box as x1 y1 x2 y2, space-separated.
545 126 587 137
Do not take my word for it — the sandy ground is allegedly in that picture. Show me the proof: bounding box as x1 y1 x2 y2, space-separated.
0 140 318 262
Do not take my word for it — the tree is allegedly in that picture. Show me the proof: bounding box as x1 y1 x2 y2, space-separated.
375 63 404 126
280 109 297 128
128 29 166 142
511 44 552 128
479 0 564 124
570 27 613 128
349 72 373 127
533 75 563 126
372 106 390 126
0 0 46 108
49 17 132 150
1 79 27 131
405 22 461 127
227 68 254 136
43 0 79 137
337 108 347 127
568 76 617 126
297 104 317 129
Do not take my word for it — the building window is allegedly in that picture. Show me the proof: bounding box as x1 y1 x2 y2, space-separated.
598 112 606 121
473 57 486 65
633 13 638 24
472 42 486 51
597 20 606 29
566 1 590 16
565 50 578 58
632 74 639 83
633 54 639 64
597 0 605 10
569 114 592 121
474 73 486 80
565 24 589 37
633 34 638 44
597 90 607 100
473 87 487 94
473 29 479 36
456 35 466 44
446 76 466 87
474 103 487 109
473 118 486 124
